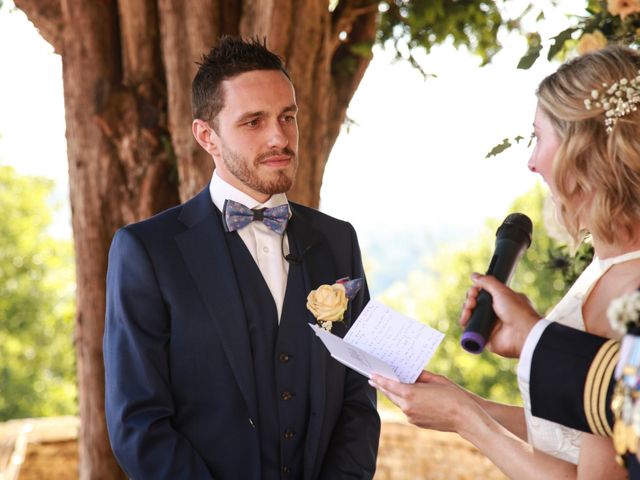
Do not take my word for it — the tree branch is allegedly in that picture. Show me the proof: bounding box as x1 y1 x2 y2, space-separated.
331 0 378 48
14 0 63 53
328 7 377 148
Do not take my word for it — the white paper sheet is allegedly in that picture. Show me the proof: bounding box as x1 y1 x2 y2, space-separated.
310 324 400 381
310 300 445 383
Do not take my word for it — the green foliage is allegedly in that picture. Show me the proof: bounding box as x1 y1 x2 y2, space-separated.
0 165 77 421
485 135 527 158
517 32 543 69
379 184 587 406
547 27 579 61
518 0 640 69
377 0 518 71
377 1 638 73
493 1 640 155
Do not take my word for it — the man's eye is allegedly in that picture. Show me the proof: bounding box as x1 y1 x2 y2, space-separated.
245 119 259 127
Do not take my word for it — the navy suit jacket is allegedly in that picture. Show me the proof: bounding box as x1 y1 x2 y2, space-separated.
103 187 380 479
529 322 618 436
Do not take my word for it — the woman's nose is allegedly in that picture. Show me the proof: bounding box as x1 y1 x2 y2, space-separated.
527 156 536 173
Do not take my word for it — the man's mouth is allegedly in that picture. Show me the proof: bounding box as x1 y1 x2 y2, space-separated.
259 153 294 167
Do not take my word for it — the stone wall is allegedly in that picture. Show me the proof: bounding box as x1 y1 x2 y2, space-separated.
1 415 507 479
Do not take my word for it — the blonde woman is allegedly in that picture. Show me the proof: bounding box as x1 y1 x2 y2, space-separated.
371 45 640 479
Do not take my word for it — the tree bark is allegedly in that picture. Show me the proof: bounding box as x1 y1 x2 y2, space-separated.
15 0 378 476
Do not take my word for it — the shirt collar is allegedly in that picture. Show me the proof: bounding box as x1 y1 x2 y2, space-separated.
209 169 290 212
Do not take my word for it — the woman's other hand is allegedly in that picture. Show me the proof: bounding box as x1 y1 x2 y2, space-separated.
369 371 480 433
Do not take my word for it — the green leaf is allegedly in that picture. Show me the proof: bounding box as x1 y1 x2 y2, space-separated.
586 0 604 15
516 31 542 70
517 49 541 69
485 138 512 158
547 27 578 61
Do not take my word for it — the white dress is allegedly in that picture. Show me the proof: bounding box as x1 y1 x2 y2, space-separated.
518 250 640 464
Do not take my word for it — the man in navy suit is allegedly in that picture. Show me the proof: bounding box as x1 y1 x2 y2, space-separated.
103 36 380 479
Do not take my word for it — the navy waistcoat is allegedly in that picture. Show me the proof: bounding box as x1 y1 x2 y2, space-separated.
224 229 311 479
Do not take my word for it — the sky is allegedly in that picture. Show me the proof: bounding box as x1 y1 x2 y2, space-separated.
0 1 586 265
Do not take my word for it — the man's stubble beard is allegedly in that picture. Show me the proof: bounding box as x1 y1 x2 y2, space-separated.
221 144 298 195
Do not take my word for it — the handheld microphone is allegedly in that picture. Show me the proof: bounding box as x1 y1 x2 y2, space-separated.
460 213 533 354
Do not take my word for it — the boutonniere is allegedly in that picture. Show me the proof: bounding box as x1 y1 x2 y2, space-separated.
607 290 640 336
306 277 363 332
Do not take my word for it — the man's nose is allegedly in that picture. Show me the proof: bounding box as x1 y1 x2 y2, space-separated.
267 122 288 149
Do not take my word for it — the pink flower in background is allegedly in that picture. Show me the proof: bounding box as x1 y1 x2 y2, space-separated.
607 0 640 19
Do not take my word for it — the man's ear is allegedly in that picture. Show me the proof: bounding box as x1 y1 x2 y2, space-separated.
192 119 220 157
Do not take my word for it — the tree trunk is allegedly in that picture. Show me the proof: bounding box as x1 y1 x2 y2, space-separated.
15 0 377 476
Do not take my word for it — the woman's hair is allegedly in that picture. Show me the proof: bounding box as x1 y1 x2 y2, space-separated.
536 45 640 244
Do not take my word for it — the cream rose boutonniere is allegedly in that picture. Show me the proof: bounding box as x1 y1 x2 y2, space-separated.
307 277 363 332
607 290 640 336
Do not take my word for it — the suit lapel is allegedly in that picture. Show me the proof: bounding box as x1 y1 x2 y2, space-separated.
175 188 258 423
287 205 339 479
287 204 338 292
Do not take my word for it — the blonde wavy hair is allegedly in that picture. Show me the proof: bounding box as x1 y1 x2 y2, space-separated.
536 45 640 245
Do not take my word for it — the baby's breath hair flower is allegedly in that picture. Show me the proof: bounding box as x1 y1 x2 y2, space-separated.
607 290 640 336
585 70 640 134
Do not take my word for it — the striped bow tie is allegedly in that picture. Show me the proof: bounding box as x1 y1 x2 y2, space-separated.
222 199 289 235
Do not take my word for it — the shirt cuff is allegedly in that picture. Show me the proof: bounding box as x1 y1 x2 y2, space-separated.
517 319 551 384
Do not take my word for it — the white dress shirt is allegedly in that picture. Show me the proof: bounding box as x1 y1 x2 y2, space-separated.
209 170 290 321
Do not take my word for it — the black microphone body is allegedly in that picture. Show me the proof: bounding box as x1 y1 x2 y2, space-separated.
283 238 317 265
461 213 533 354
285 253 301 264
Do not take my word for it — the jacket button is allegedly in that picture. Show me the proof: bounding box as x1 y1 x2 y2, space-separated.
279 353 290 363
284 429 295 440
249 418 256 428
281 391 293 401
282 466 291 475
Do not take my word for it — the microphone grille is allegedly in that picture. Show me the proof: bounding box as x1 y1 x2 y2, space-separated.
496 212 533 247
